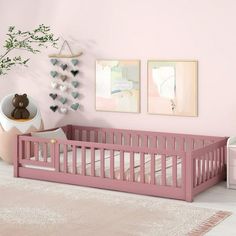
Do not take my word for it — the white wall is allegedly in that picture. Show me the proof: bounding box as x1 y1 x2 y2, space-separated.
0 0 236 136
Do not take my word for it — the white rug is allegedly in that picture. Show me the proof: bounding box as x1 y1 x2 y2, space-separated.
0 161 231 236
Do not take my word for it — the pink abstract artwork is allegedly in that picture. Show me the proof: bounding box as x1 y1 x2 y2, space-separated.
148 61 198 116
96 60 140 113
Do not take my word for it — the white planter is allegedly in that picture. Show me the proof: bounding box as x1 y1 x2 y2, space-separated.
0 94 44 164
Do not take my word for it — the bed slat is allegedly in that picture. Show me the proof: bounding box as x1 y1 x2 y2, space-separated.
63 145 68 173
160 136 166 151
19 140 23 160
117 132 122 145
26 141 30 159
218 148 221 174
100 149 105 178
151 136 157 148
55 143 60 172
150 154 155 184
206 152 210 181
188 138 194 151
43 143 47 163
140 152 145 183
167 137 175 151
178 137 185 152
79 129 83 141
130 152 134 182
197 158 201 185
91 147 95 177
120 150 124 180
81 147 86 176
125 133 131 146
34 142 39 161
142 135 148 148
110 150 114 179
161 155 166 186
94 130 98 143
220 147 224 173
202 154 206 183
50 143 54 164
102 131 106 143
213 150 217 177
172 156 177 187
193 158 197 187
72 145 77 174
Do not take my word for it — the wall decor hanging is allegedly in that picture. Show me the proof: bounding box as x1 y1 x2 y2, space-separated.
60 107 68 114
71 103 80 111
50 58 58 65
48 40 82 114
50 71 58 78
50 105 58 112
51 81 58 89
148 60 198 117
96 60 140 113
49 93 57 100
48 40 83 59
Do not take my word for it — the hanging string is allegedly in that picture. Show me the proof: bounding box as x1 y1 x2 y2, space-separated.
48 40 83 58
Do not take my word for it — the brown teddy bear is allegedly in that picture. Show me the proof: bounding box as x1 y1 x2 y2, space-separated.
11 94 30 119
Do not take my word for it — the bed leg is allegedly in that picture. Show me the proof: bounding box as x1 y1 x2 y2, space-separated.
13 135 19 178
185 151 193 202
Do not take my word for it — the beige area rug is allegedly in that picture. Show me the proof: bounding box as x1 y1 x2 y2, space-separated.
0 161 231 236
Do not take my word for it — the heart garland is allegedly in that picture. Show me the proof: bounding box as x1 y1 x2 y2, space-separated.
50 71 58 78
51 81 58 89
71 91 79 99
49 54 81 114
71 81 79 88
71 70 79 77
50 105 58 112
60 64 68 71
60 75 68 82
71 59 79 66
49 93 57 100
60 84 68 92
59 97 67 104
71 103 80 111
60 107 68 114
50 58 58 65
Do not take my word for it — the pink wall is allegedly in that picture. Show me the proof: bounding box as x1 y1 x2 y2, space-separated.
0 0 236 136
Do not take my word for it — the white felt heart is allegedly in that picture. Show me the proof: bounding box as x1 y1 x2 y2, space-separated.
60 107 68 114
60 84 68 92
51 81 58 89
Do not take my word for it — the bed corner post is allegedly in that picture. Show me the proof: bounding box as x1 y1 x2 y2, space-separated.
13 134 19 178
185 151 194 202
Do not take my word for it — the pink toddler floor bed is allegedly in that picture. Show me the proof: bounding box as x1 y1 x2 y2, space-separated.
14 125 227 202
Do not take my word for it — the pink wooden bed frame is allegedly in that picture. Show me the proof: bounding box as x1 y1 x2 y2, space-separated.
14 125 227 202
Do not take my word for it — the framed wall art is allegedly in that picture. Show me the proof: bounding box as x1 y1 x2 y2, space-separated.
148 60 198 117
96 60 140 113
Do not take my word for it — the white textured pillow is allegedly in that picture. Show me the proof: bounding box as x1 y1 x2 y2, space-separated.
31 128 70 156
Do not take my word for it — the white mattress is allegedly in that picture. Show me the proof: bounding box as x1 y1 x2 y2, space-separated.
24 148 182 186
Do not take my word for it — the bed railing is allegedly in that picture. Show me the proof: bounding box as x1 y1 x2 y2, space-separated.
14 125 227 202
190 139 227 199
70 125 221 151
15 134 187 200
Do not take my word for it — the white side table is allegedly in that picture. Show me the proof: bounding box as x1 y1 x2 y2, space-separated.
227 137 236 189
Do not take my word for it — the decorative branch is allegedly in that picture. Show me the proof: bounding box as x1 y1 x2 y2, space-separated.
0 24 59 75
